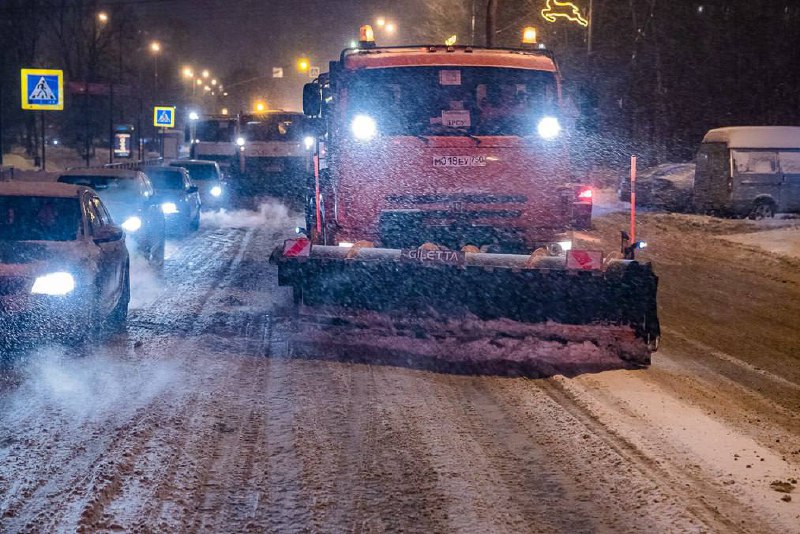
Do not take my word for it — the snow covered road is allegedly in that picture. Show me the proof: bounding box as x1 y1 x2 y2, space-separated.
0 204 798 533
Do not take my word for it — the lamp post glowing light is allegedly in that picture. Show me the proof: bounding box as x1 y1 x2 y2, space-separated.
202 69 210 79
182 66 194 78
376 17 386 27
385 22 396 34
297 58 310 73
97 11 109 23
150 41 161 53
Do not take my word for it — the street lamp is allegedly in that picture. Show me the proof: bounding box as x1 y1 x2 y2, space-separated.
97 11 109 23
202 69 210 79
385 22 396 34
182 66 194 78
376 17 386 27
297 58 310 73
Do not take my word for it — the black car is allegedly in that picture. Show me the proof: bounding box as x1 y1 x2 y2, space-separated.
618 163 696 212
168 159 226 209
145 166 202 233
0 182 130 346
57 168 166 267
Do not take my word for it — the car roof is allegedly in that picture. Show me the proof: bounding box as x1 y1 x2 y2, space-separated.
146 166 184 173
0 181 90 198
702 127 800 149
59 167 140 179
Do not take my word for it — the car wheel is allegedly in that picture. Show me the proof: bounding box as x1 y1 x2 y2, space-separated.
749 199 776 220
109 265 130 329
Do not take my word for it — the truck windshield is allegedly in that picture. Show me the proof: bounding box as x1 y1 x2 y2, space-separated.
195 119 237 142
344 66 558 136
0 196 81 241
243 114 304 141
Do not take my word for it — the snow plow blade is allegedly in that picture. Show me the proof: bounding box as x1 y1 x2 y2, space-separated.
270 243 660 366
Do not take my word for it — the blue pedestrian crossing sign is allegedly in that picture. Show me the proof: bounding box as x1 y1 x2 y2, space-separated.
153 106 175 128
21 69 63 110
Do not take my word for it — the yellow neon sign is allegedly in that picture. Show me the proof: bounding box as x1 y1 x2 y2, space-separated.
541 0 589 27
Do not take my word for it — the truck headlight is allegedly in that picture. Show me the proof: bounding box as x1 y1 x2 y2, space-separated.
31 272 75 296
537 116 561 140
210 185 222 197
121 216 142 232
161 202 179 215
351 115 377 141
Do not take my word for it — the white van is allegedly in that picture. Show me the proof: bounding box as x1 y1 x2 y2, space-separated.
692 126 800 218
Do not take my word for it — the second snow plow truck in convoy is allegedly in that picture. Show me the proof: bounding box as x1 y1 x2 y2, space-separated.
271 27 660 366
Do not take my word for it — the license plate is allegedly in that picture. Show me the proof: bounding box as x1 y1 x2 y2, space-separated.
400 248 465 266
433 155 487 167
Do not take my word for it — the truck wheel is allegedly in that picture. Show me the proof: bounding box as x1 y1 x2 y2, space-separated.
749 199 776 220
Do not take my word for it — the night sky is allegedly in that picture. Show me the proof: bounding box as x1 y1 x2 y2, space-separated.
135 0 428 109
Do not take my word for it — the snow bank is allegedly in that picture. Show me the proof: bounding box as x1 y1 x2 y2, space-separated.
720 226 800 260
284 311 644 377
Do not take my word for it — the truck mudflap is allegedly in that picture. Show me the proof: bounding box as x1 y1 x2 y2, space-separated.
270 241 660 365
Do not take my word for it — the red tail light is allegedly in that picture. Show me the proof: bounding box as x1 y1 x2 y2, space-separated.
577 187 593 200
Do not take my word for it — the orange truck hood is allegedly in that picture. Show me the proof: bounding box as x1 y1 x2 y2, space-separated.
333 136 571 244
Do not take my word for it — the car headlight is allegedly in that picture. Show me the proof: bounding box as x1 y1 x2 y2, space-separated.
210 185 222 197
558 240 573 252
537 116 561 140
351 115 377 141
31 272 75 296
161 202 179 215
121 216 142 232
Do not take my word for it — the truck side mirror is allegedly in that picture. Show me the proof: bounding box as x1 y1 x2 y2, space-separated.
303 83 322 117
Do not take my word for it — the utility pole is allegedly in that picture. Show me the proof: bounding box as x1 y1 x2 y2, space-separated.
486 0 498 47
587 0 594 54
470 0 477 45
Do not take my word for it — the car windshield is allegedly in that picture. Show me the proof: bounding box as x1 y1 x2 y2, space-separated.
242 114 304 141
171 163 218 181
344 66 558 136
147 169 184 190
0 196 81 241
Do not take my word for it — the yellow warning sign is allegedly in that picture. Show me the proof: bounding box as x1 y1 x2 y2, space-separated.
21 68 64 110
153 106 175 128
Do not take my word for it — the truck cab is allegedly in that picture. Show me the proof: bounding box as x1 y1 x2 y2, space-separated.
305 42 586 254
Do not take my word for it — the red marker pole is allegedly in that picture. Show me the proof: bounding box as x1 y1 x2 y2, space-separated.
630 155 637 244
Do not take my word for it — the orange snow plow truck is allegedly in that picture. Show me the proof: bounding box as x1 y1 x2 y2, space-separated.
271 29 659 365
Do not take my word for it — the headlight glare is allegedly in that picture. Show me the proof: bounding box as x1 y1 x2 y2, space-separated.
31 272 75 296
351 115 377 141
121 216 142 232
161 202 179 215
303 136 315 150
537 116 561 140
210 185 222 197
236 137 246 147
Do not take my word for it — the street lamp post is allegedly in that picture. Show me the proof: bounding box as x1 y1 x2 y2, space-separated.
149 41 162 157
150 41 161 98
